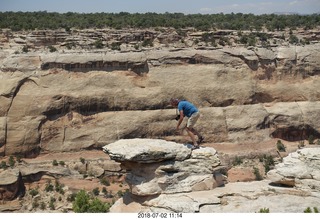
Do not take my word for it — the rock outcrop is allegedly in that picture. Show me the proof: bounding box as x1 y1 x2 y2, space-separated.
103 139 224 196
1 43 320 157
103 139 320 213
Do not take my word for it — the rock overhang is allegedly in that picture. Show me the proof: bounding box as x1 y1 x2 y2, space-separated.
102 138 193 163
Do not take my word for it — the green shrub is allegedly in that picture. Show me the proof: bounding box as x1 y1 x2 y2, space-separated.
48 45 57 52
258 208 270 213
72 190 110 213
304 207 312 213
253 167 263 181
232 156 243 166
276 140 286 152
52 160 58 166
29 189 39 197
263 155 274 173
9 156 15 167
0 161 8 169
80 157 85 164
94 39 104 49
92 187 100 196
304 207 319 213
100 178 111 186
45 182 54 192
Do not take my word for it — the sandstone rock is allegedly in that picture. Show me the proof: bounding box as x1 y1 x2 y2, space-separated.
110 147 320 213
267 147 320 189
103 139 222 196
0 169 23 201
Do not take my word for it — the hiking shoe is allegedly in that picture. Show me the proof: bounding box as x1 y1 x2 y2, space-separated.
198 136 204 144
191 145 200 150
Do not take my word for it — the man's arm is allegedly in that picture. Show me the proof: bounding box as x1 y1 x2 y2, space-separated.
176 110 184 130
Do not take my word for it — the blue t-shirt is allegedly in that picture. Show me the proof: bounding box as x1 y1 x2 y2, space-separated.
178 100 198 117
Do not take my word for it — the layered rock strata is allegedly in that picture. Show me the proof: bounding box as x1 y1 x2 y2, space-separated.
103 139 320 213
1 44 320 157
103 138 224 196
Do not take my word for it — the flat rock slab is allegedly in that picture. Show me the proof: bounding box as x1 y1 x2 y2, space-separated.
103 138 192 163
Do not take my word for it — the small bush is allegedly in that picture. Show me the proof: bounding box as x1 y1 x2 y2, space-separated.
276 140 286 152
259 208 270 213
80 157 85 164
0 161 8 169
73 190 110 213
263 155 275 173
94 39 104 49
48 45 57 52
45 182 54 192
232 156 243 166
52 160 58 166
253 167 263 181
29 189 39 197
92 187 100 196
304 207 312 213
304 207 319 213
100 178 111 186
9 156 15 167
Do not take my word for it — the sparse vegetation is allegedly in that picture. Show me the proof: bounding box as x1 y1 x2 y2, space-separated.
100 178 111 186
304 207 319 213
276 140 286 152
253 167 263 181
29 188 39 197
258 207 270 213
263 154 275 173
52 159 58 166
0 161 7 169
94 39 104 49
92 187 100 196
48 45 57 52
232 156 243 166
80 157 86 164
45 181 54 192
9 156 15 167
72 190 110 213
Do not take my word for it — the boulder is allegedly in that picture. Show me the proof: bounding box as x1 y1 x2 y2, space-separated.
0 169 24 201
109 147 320 213
103 139 222 196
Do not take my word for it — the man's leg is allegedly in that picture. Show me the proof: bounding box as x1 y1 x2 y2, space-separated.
186 127 198 146
190 128 204 143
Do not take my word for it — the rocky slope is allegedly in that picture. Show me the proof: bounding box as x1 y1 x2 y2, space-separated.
103 139 320 213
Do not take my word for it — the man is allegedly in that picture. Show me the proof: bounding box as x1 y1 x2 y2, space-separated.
170 98 204 149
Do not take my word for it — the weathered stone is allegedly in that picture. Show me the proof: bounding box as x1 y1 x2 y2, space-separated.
110 148 320 213
103 139 221 196
0 169 23 201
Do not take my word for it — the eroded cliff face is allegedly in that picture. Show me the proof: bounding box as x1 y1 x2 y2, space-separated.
0 28 320 157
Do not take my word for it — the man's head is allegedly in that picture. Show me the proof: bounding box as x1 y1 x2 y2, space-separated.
170 98 179 107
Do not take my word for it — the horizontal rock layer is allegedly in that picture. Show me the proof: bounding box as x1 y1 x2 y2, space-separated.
0 44 320 156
